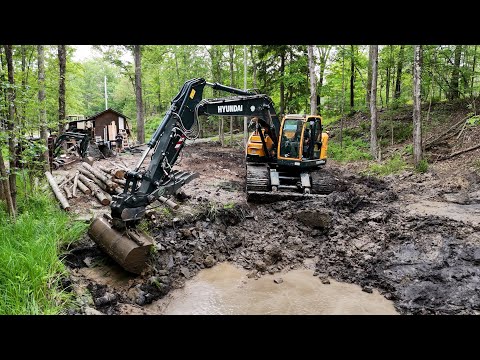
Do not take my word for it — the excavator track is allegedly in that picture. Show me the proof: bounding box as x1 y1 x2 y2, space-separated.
246 163 270 193
310 169 339 195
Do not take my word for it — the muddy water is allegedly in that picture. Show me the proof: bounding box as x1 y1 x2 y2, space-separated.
406 200 480 225
146 263 398 315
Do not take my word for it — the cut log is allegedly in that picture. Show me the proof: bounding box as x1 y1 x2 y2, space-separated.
76 178 91 195
158 196 179 209
112 177 126 186
64 186 72 199
82 162 118 189
72 172 79 197
79 167 113 193
94 190 110 206
84 156 95 166
58 173 76 188
45 171 70 211
98 165 126 179
78 173 111 205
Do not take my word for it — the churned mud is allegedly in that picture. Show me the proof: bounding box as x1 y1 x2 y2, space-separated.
61 141 480 315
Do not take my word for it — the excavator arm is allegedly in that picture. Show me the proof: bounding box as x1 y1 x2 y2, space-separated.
89 77 278 274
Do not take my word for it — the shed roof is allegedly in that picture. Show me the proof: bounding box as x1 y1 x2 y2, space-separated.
85 108 130 121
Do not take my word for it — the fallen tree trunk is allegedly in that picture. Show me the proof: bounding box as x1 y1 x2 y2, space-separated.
76 178 91 195
82 162 118 189
78 173 111 205
444 143 480 159
425 115 473 150
45 171 70 211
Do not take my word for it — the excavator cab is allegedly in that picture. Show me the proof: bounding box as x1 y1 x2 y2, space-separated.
277 115 328 166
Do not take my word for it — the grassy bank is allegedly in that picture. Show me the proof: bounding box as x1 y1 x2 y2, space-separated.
0 179 87 314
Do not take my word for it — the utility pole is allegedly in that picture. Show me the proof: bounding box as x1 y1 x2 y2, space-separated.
104 75 108 109
244 45 248 146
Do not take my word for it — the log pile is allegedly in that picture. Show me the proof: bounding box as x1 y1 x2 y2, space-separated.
47 159 179 211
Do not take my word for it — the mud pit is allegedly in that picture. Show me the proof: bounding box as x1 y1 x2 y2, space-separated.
63 141 480 315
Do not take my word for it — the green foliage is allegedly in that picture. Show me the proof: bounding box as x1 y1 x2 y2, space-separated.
403 144 414 155
415 159 429 173
366 154 407 176
0 179 87 314
467 115 480 126
328 135 372 162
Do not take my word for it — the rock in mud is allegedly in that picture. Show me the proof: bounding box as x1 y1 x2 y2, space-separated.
362 286 373 294
254 260 267 272
295 210 331 229
204 255 216 268
94 292 117 307
84 307 104 315
321 278 330 285
274 278 283 284
180 266 191 278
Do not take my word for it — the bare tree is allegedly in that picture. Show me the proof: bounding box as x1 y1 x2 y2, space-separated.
449 45 462 100
229 45 235 146
134 45 145 144
58 45 66 135
350 45 355 110
413 45 423 166
394 45 405 99
366 45 374 105
370 45 379 160
38 45 49 171
308 45 317 115
0 148 15 217
4 45 17 211
316 45 331 113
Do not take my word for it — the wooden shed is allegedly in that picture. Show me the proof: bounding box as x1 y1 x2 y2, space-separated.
67 108 131 149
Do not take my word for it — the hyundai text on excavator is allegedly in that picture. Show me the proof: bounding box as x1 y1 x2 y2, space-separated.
88 78 334 274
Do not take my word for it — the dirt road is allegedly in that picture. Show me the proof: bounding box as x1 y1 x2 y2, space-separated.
62 141 480 315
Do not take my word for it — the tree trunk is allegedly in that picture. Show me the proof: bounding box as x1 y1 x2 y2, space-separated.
315 46 331 114
20 45 26 131
340 45 345 148
308 45 317 115
279 51 286 117
250 45 257 89
366 45 374 106
4 45 17 211
38 45 49 171
350 45 355 110
58 45 66 135
413 45 423 166
394 45 405 99
229 45 235 146
450 45 462 100
0 147 15 217
471 45 477 98
370 45 379 160
134 45 145 144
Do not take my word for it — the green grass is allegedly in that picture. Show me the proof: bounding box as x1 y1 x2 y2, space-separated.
415 159 429 173
0 180 88 314
366 154 407 176
328 135 372 162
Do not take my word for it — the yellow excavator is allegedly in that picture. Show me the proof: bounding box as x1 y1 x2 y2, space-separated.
89 78 332 274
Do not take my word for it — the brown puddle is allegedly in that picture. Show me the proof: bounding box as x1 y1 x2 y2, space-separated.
145 262 398 315
406 200 480 225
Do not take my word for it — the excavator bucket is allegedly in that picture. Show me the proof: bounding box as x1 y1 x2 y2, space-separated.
88 216 154 274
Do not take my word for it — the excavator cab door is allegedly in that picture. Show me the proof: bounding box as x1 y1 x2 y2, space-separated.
304 116 322 160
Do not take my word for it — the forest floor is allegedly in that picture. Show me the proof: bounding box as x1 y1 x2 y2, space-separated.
56 100 480 315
